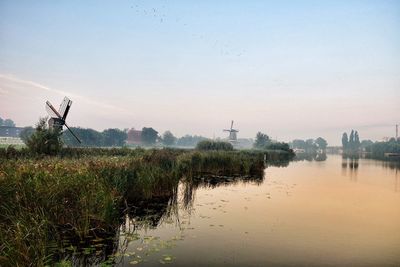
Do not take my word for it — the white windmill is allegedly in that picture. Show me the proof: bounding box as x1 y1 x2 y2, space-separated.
223 120 239 143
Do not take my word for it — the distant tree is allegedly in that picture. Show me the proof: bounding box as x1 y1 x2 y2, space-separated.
367 139 400 159
349 130 355 149
342 132 348 149
141 127 158 145
162 130 176 146
291 139 307 150
360 140 374 149
102 128 127 147
0 117 16 126
354 131 360 150
19 126 35 143
25 117 62 155
176 135 207 147
254 132 270 149
63 127 103 147
265 142 291 152
315 137 328 150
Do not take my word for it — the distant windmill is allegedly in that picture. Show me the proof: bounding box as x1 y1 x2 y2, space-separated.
45 97 81 143
223 120 239 142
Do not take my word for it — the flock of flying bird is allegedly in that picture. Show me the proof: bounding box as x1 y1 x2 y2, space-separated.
129 1 246 58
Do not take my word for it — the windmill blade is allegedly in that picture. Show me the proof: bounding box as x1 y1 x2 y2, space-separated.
59 97 72 120
46 101 63 119
230 120 234 131
64 122 81 143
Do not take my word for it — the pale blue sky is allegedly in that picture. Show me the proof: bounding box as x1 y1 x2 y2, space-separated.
0 0 399 145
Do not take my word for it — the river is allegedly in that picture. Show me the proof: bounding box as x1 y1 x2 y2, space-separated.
83 155 400 266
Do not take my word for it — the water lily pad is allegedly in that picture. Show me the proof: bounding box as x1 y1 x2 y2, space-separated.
129 259 141 265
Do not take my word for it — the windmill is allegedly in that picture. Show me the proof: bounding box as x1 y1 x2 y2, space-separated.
223 120 239 142
45 97 81 143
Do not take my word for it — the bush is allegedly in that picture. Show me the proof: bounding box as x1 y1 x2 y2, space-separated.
195 140 233 151
25 118 63 155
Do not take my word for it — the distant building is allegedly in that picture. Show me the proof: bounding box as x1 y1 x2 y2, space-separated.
0 126 24 138
126 128 142 145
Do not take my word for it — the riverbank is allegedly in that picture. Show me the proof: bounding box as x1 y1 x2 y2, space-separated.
0 147 293 266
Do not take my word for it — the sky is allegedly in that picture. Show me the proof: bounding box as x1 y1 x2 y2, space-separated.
0 0 399 145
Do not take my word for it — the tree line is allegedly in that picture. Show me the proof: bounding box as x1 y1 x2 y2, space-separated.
290 137 328 152
253 132 293 153
0 117 16 127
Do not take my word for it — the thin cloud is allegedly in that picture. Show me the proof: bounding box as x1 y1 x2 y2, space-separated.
0 73 129 114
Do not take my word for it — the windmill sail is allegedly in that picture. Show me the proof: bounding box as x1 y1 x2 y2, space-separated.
46 101 61 119
59 97 72 120
45 98 81 143
223 120 239 142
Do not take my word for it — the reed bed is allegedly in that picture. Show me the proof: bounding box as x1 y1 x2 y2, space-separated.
0 147 291 266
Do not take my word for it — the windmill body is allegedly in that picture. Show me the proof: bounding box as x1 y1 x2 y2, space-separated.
45 97 81 143
223 120 239 143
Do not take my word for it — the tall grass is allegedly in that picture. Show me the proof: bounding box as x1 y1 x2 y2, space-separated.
0 147 291 266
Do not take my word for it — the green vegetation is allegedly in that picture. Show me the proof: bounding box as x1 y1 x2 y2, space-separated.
253 132 294 155
0 146 288 266
254 132 270 149
342 130 361 153
195 140 233 151
162 130 177 146
25 118 63 155
0 117 16 127
0 120 298 265
63 127 127 147
290 137 328 153
176 134 207 148
19 126 35 143
365 138 400 160
141 127 158 145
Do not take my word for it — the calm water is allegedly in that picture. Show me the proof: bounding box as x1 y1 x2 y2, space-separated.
97 155 400 266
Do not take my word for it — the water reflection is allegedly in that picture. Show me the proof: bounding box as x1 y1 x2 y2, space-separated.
57 170 268 265
294 152 327 162
58 156 400 266
341 155 359 181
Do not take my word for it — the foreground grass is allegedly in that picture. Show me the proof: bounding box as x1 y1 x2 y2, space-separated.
0 147 292 266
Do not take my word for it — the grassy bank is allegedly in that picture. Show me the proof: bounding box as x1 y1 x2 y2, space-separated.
0 147 293 266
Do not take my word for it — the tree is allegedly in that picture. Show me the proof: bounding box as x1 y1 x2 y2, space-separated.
19 126 35 143
349 130 355 149
25 117 62 155
63 127 103 147
176 135 207 147
360 140 373 149
162 130 176 146
141 127 158 145
3 119 15 127
265 142 290 152
102 128 127 147
342 133 348 149
0 117 15 127
254 132 270 149
354 131 361 150
291 139 307 150
315 137 328 150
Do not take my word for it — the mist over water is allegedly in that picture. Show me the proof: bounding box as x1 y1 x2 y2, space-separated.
62 155 400 266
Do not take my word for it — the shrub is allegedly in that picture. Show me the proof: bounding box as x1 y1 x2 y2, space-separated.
24 118 63 155
195 140 233 151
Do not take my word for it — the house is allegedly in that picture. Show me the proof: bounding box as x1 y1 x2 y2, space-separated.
0 126 24 138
